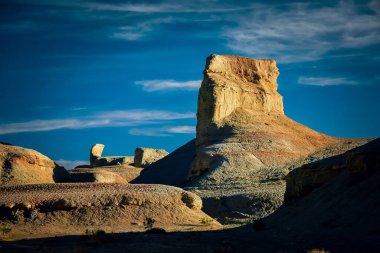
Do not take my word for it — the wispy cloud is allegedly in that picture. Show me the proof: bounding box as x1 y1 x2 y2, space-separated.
70 107 87 111
55 159 87 170
0 109 195 135
224 1 380 62
166 125 195 134
135 79 201 91
129 125 195 136
113 17 173 40
298 77 357 86
87 2 253 14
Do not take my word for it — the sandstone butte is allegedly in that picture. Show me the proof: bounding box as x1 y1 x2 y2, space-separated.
135 54 370 223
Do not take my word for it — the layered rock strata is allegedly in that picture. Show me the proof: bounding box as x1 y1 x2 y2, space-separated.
186 54 369 222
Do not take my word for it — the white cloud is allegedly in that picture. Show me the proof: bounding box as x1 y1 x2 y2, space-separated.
128 128 170 137
87 2 253 13
70 107 87 111
135 79 201 91
129 125 195 136
298 77 357 86
167 125 195 134
224 1 380 62
113 17 173 41
97 109 194 120
55 159 88 170
0 109 195 135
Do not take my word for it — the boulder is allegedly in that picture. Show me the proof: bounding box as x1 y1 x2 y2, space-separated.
132 139 195 186
134 147 169 168
89 144 134 167
71 165 143 183
90 144 105 165
0 143 69 186
69 169 128 183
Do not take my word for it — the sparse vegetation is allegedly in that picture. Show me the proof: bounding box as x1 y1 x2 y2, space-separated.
200 216 213 225
145 228 166 234
0 226 12 235
84 229 106 236
144 217 156 229
307 249 330 253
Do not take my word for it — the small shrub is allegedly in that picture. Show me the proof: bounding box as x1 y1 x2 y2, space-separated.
307 249 330 253
0 226 11 235
94 230 106 236
145 228 166 234
144 218 156 229
84 229 106 236
252 220 266 231
200 217 213 225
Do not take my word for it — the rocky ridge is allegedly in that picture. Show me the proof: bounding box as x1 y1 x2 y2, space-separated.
0 183 221 239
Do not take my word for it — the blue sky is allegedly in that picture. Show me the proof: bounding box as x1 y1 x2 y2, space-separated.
0 0 379 169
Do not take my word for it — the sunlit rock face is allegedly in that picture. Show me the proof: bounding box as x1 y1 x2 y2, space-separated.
187 54 367 223
0 143 69 186
190 54 339 181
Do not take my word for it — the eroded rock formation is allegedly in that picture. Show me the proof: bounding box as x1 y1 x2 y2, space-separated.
0 143 69 186
185 54 370 222
69 169 128 183
71 165 143 183
285 138 379 201
90 144 134 167
134 147 169 168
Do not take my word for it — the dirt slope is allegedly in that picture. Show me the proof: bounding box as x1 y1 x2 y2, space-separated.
0 183 221 239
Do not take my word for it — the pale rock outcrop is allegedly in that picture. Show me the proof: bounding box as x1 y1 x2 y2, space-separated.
134 147 169 168
71 165 143 183
69 169 128 183
0 143 69 186
90 144 105 165
90 144 134 167
133 139 195 186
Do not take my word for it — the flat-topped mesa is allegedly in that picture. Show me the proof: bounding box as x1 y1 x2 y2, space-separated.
198 55 283 125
